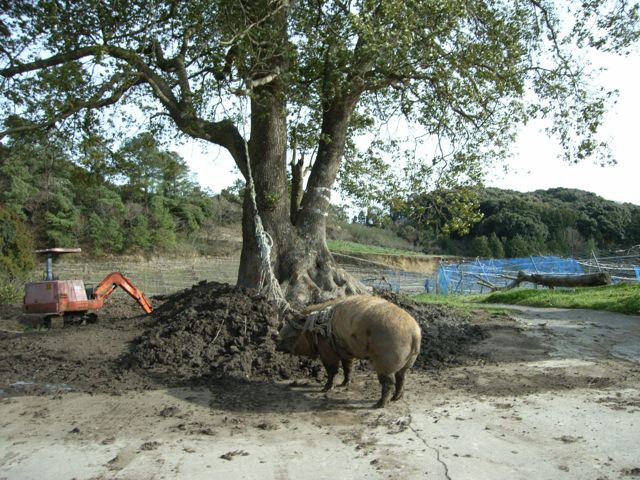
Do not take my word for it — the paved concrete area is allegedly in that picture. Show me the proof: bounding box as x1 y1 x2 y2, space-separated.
1 307 639 479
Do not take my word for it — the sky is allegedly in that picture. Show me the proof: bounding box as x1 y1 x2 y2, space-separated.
180 49 640 206
179 141 240 194
487 51 640 205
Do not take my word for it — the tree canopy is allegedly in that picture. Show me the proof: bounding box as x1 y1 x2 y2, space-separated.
1 0 638 303
0 128 219 255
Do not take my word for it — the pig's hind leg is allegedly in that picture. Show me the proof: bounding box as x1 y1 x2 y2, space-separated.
391 366 409 401
392 347 419 401
374 374 394 408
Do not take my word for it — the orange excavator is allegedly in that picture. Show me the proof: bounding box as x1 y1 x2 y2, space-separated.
23 248 153 327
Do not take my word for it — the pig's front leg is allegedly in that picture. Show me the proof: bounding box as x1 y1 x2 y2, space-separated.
321 360 339 392
339 358 354 387
318 340 341 392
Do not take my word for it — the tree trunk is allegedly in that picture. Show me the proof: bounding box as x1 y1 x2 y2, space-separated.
513 271 612 289
237 94 365 306
237 99 365 306
478 271 612 291
237 85 291 291
235 1 365 307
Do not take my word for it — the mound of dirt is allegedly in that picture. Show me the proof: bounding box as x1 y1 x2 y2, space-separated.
127 283 487 383
127 282 322 382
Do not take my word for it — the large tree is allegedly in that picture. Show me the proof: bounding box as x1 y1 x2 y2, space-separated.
1 0 638 305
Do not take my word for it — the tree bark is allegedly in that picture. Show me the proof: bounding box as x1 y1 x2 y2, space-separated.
233 3 364 307
513 271 612 289
290 157 304 223
276 93 365 306
478 271 612 291
238 91 365 305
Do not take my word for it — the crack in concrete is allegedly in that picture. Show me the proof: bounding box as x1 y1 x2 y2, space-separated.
406 413 452 480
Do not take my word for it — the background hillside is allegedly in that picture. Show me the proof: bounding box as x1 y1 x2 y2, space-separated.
455 187 640 257
2 129 640 277
354 187 640 258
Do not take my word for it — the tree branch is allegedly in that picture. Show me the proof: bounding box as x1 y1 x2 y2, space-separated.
528 0 573 70
1 46 100 78
0 72 142 140
151 37 193 110
1 42 250 174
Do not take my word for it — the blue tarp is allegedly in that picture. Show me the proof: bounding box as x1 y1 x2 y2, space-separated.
437 256 584 294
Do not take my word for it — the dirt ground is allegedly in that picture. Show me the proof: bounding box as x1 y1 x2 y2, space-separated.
1 288 639 479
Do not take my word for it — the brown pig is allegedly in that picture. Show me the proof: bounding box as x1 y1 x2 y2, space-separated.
277 295 422 408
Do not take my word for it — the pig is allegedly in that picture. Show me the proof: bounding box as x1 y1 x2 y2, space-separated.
277 295 422 408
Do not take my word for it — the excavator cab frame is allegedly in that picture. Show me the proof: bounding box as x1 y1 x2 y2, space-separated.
23 248 153 327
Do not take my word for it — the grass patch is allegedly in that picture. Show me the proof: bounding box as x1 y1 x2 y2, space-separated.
328 222 420 252
412 292 512 315
0 280 23 305
414 284 640 315
328 240 426 257
482 284 640 315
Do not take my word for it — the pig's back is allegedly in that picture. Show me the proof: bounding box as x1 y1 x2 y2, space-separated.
331 296 421 375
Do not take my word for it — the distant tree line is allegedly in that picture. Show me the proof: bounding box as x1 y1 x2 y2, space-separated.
0 128 238 259
3 121 639 271
351 187 640 258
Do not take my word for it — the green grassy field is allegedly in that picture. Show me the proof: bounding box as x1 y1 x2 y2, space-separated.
327 240 427 256
415 284 640 315
483 284 640 315
412 292 511 314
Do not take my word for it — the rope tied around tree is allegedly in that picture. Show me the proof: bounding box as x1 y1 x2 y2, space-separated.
242 141 290 312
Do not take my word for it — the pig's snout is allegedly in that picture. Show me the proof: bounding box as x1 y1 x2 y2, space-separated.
274 335 286 352
275 336 294 353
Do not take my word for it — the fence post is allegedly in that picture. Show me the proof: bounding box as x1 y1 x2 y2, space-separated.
529 256 539 274
437 261 448 294
592 250 603 272
455 264 464 294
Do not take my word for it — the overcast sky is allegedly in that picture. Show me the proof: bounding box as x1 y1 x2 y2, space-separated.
182 49 640 206
487 51 640 205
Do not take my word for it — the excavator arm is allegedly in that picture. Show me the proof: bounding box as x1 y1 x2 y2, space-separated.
92 272 153 314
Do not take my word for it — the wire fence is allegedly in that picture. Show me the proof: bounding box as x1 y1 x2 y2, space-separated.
437 256 584 294
578 251 640 283
343 266 431 294
33 257 240 296
38 254 435 297
33 249 639 299
437 252 640 295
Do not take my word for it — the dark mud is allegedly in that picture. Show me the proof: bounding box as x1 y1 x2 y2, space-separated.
0 306 156 395
128 283 488 383
0 282 489 396
127 281 323 383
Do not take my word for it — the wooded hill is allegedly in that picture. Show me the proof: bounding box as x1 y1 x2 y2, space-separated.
2 125 639 278
410 187 640 258
0 131 242 260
